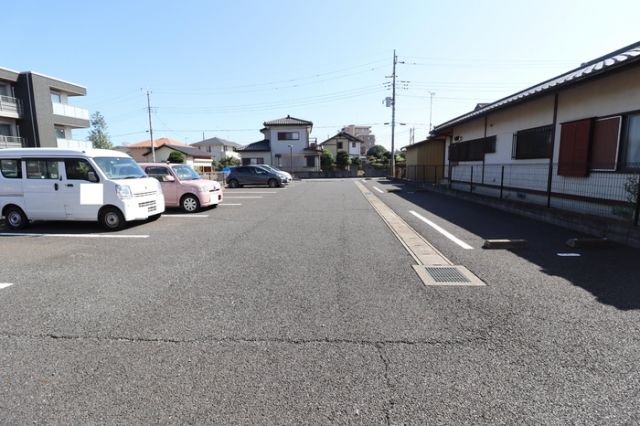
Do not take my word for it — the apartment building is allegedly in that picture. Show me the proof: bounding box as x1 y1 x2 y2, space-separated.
0 67 89 149
342 124 376 155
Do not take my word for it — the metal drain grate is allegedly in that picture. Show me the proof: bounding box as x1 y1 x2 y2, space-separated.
425 267 470 283
412 265 485 286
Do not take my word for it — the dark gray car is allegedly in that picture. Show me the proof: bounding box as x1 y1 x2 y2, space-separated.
226 165 284 188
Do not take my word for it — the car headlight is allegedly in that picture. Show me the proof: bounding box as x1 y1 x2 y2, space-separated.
116 184 133 200
199 185 209 193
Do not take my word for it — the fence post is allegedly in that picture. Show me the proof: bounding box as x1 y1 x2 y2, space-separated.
634 174 640 226
433 165 437 185
500 165 505 200
470 166 474 193
448 163 453 190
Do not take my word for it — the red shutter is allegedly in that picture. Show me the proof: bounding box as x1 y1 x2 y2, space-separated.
558 119 592 177
590 116 620 170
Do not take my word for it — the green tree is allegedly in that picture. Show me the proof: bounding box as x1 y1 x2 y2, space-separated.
167 151 185 163
219 156 240 170
87 111 112 149
366 145 389 159
336 151 351 170
320 149 335 171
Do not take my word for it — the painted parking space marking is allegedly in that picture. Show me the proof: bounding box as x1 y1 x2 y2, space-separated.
0 283 13 290
223 196 263 199
557 253 581 257
372 186 385 194
0 233 149 239
220 203 242 206
225 191 277 194
355 181 484 286
409 210 473 250
162 214 209 218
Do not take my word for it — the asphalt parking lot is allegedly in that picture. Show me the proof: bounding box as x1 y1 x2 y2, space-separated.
1 179 639 424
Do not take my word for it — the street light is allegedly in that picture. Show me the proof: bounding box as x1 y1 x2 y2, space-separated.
428 91 435 134
288 144 293 174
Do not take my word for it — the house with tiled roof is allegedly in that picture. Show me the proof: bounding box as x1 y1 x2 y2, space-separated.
236 115 322 172
142 144 214 172
191 137 241 163
114 137 188 162
420 40 640 231
319 131 364 159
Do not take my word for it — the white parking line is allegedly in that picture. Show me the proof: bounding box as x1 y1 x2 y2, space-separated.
0 283 13 289
557 253 581 257
162 214 209 218
220 203 242 206
223 196 263 199
0 233 149 239
372 186 385 194
409 210 474 250
225 191 277 194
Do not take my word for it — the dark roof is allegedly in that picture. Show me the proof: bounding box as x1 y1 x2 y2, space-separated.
319 131 364 146
264 115 313 127
433 41 640 132
191 137 240 148
144 145 210 159
402 137 446 151
236 140 271 152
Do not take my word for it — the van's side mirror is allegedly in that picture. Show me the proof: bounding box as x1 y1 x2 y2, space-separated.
164 175 175 182
87 172 98 183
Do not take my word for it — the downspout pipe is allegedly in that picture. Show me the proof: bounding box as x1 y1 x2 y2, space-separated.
546 93 559 208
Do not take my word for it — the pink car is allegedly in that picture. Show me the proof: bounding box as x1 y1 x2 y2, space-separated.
140 163 223 212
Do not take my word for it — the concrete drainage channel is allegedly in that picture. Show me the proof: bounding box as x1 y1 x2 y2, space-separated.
355 181 485 287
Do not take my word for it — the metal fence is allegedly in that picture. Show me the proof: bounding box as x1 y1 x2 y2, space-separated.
408 163 640 226
199 172 225 183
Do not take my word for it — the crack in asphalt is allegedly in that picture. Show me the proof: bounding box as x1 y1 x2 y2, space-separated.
376 343 393 426
0 332 487 347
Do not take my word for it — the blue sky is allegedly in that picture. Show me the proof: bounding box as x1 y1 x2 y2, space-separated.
6 0 640 150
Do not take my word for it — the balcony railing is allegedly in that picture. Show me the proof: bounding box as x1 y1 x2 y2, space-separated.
52 102 89 121
0 135 24 148
0 95 22 117
56 138 92 149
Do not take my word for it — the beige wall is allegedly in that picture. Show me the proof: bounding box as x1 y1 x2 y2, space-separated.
445 65 640 166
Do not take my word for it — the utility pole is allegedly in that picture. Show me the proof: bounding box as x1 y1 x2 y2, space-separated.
145 90 155 162
391 50 397 177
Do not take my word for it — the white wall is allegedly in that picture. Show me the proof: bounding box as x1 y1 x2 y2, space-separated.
485 95 556 164
348 141 360 157
268 127 310 157
442 67 640 218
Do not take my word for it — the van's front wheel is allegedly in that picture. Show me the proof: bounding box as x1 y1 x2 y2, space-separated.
5 206 28 230
99 207 125 231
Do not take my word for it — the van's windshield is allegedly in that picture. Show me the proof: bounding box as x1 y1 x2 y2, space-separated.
171 164 201 181
94 157 146 179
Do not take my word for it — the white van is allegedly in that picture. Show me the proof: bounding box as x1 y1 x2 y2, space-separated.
0 148 165 231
